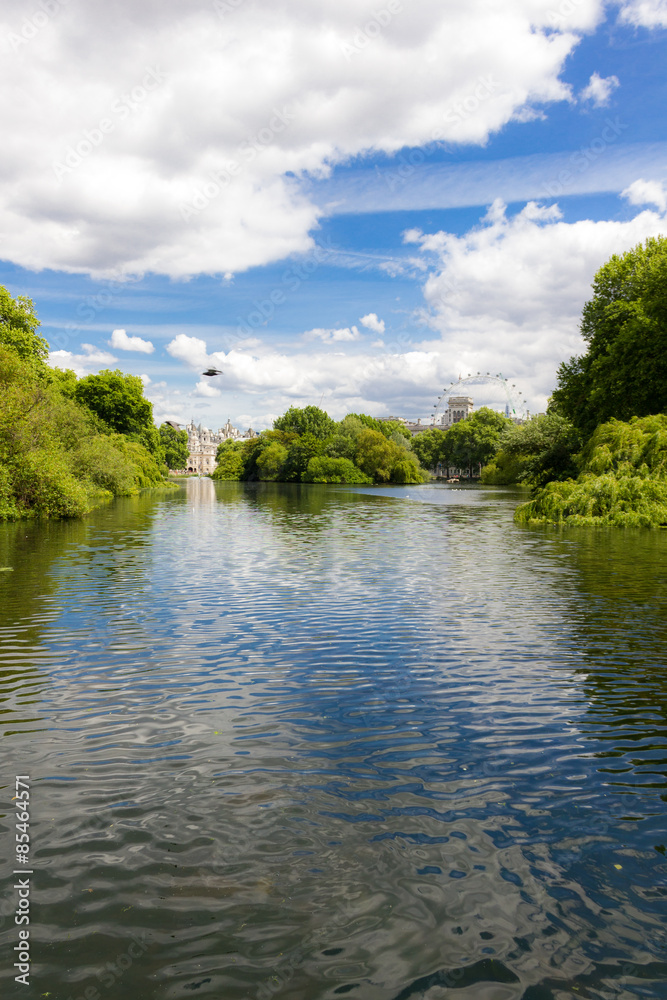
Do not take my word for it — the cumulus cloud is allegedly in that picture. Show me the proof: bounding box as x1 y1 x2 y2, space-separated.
304 326 361 343
0 0 602 278
622 177 667 212
194 380 222 397
580 72 619 106
110 328 154 353
360 312 385 334
408 198 667 411
47 343 117 377
618 0 667 27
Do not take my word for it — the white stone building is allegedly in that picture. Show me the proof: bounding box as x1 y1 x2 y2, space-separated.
184 419 257 474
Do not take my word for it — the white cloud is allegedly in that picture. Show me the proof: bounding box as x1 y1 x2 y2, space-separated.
360 312 385 334
409 199 667 411
110 328 154 353
0 0 603 278
580 72 619 107
304 326 361 343
622 177 667 212
47 343 116 377
618 0 667 27
194 380 222 397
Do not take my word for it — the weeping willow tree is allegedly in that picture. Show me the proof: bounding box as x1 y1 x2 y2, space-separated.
515 414 667 528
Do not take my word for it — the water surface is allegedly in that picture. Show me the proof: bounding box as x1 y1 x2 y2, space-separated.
1 479 666 999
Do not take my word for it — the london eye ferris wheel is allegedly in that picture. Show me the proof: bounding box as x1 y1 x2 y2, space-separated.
431 373 528 424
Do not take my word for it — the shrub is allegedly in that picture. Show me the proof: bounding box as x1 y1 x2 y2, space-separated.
303 456 372 484
11 449 109 519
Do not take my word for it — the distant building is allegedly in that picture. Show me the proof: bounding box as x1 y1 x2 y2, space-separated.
183 419 257 474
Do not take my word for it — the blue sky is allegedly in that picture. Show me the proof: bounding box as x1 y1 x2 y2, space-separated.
1 0 666 430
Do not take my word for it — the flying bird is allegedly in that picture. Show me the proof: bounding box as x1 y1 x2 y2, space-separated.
202 368 224 376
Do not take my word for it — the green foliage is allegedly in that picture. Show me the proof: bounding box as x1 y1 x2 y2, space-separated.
443 408 511 472
579 414 667 478
482 413 581 486
0 330 169 520
212 441 245 481
256 441 289 480
303 456 373 484
74 369 154 437
273 405 336 439
552 236 667 436
515 474 667 528
159 423 189 470
515 414 667 527
355 428 425 484
0 286 49 377
411 428 447 470
11 448 109 519
281 433 326 482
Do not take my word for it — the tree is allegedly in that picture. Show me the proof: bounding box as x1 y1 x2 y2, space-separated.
355 428 424 484
444 408 509 474
303 456 372 484
481 412 582 487
74 369 154 436
273 405 335 439
0 285 50 376
256 441 288 480
552 236 667 437
281 433 326 481
159 423 189 470
411 428 447 471
212 440 245 480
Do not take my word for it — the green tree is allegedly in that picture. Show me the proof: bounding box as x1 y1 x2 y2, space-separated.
355 428 425 484
281 433 326 481
273 405 336 439
411 428 447 471
0 286 49 376
482 412 582 487
303 456 372 484
444 408 510 474
212 440 245 481
552 236 667 437
159 423 189 470
74 369 154 436
256 441 288 480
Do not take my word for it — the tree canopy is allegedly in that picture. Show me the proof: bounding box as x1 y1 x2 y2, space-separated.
0 285 50 376
552 236 667 437
74 369 155 437
273 405 336 439
159 423 189 470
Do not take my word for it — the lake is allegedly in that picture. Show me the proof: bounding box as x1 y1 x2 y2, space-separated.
1 478 666 999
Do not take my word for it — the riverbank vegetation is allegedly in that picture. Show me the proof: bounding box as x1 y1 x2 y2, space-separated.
213 407 427 485
513 236 667 527
1 286 175 520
